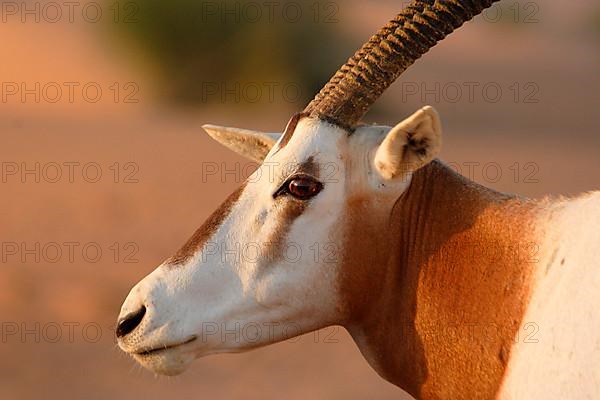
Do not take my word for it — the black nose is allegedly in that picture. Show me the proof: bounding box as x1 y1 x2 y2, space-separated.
116 305 146 338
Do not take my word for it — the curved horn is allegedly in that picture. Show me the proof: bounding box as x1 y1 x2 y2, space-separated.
304 0 499 129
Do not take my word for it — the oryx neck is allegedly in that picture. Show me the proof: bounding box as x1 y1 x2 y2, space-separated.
349 161 540 399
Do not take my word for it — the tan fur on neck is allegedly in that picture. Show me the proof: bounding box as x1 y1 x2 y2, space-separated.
341 160 540 399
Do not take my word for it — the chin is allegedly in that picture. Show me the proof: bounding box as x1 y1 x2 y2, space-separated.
132 349 196 376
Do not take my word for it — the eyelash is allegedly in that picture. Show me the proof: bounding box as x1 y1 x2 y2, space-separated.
273 182 289 199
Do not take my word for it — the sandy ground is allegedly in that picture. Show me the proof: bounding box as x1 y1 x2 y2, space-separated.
1 1 599 399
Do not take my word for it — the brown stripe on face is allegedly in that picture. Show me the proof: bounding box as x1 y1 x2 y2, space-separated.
168 184 246 266
273 112 309 154
259 156 319 265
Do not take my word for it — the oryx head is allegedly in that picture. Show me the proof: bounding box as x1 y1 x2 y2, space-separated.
117 0 496 375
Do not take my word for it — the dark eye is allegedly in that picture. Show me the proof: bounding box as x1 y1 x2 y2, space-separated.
276 176 323 200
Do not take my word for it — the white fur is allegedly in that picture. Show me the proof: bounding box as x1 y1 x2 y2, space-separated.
117 111 443 375
119 118 348 374
500 192 600 399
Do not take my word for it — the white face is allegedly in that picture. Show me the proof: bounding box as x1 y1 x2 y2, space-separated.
116 108 442 375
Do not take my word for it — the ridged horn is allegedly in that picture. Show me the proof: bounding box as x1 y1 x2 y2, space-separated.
304 0 499 129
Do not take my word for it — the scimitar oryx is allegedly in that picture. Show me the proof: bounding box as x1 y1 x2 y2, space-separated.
116 1 600 398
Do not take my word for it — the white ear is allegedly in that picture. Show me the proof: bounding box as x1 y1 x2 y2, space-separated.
373 106 442 180
202 124 281 162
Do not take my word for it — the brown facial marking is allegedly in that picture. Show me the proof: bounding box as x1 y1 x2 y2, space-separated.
273 112 309 154
340 160 538 399
168 184 246 266
259 156 319 265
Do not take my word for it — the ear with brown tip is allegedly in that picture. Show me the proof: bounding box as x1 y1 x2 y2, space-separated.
202 125 281 163
373 106 442 180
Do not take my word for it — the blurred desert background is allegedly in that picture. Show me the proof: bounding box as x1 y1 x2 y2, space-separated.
1 0 599 399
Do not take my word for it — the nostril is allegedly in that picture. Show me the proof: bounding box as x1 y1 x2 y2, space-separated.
116 305 146 338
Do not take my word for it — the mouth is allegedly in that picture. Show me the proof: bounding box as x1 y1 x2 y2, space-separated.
133 336 198 356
